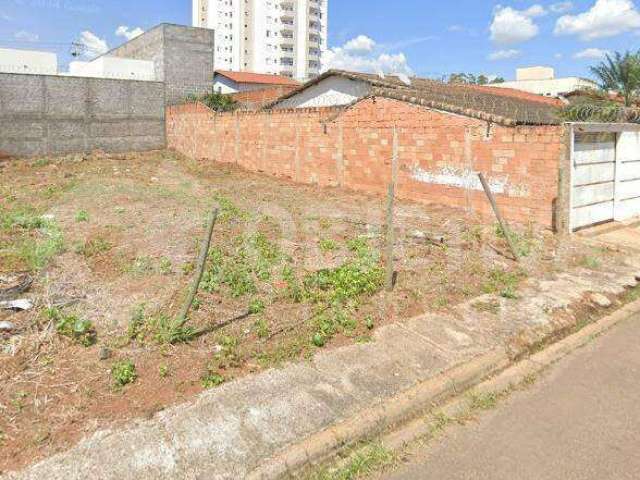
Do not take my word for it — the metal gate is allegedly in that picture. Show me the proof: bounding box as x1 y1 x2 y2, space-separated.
570 125 640 231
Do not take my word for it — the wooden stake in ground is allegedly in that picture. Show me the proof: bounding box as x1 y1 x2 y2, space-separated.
477 172 520 262
177 207 219 325
385 126 399 292
385 183 395 291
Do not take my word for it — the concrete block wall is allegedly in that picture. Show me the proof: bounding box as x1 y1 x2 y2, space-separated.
0 73 165 157
166 98 567 227
104 24 216 105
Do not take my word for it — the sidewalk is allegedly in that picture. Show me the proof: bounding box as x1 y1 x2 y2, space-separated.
4 259 640 480
384 312 640 480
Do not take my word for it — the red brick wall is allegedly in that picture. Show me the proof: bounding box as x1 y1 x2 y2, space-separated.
166 98 566 227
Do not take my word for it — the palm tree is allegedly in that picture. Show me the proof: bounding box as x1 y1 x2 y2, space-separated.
590 51 640 106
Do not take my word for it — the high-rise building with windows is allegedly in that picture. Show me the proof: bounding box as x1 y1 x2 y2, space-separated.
193 0 328 80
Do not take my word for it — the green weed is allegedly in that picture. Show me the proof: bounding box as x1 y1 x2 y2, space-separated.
150 314 196 344
201 372 225 388
319 239 338 252
48 308 96 347
472 299 501 315
307 443 395 480
495 224 533 258
111 360 137 387
249 298 266 315
128 256 155 275
482 268 524 299
75 210 89 222
254 318 270 339
214 195 249 222
469 391 499 410
76 237 112 258
159 257 173 275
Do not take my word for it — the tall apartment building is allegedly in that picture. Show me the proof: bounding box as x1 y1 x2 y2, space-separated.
193 0 328 81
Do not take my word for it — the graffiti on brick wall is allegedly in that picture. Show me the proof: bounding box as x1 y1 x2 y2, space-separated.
410 166 530 198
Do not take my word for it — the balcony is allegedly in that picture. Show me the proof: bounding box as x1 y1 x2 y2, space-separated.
308 34 320 47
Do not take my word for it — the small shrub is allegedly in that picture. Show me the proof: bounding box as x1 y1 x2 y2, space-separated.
187 90 239 112
75 210 89 222
159 257 173 275
365 315 375 330
254 318 270 339
319 239 337 253
111 360 137 387
151 314 196 344
159 364 169 378
201 372 225 388
182 262 195 275
469 391 499 410
312 333 326 348
76 237 112 258
128 256 154 275
127 304 147 341
248 298 265 315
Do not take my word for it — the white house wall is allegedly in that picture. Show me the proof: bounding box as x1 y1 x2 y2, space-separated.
0 48 57 75
275 77 371 108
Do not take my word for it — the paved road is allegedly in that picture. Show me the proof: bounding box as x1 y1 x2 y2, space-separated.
383 314 640 480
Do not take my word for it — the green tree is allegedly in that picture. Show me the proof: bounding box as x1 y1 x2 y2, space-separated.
448 73 506 85
186 90 239 112
590 51 640 106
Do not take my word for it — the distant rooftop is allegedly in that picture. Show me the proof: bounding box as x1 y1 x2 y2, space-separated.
270 69 564 126
215 70 300 86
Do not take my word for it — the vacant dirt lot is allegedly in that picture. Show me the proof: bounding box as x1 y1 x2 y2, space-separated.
0 150 626 473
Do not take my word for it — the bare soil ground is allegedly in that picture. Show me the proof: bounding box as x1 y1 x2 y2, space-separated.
0 150 627 473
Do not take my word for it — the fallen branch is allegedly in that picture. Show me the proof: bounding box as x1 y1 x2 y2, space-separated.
176 207 219 327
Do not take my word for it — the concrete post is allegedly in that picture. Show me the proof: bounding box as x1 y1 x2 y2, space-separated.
336 120 344 187
554 124 573 235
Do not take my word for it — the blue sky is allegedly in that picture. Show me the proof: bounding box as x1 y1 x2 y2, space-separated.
1 0 639 80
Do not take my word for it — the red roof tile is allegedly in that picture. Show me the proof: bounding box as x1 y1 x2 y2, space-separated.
215 70 300 86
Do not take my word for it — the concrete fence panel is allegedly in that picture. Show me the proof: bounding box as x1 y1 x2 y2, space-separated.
0 72 166 158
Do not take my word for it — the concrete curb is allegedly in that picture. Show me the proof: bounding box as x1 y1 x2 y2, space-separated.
249 297 640 480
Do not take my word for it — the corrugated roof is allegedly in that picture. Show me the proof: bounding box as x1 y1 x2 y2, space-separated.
269 69 563 126
215 70 300 86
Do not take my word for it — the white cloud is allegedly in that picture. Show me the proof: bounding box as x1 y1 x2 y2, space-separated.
322 35 414 77
343 35 375 53
574 47 610 59
488 49 522 61
550 2 573 13
115 25 144 41
555 52 564 59
14 30 39 42
490 5 547 45
78 30 109 59
1 12 12 21
555 0 640 40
